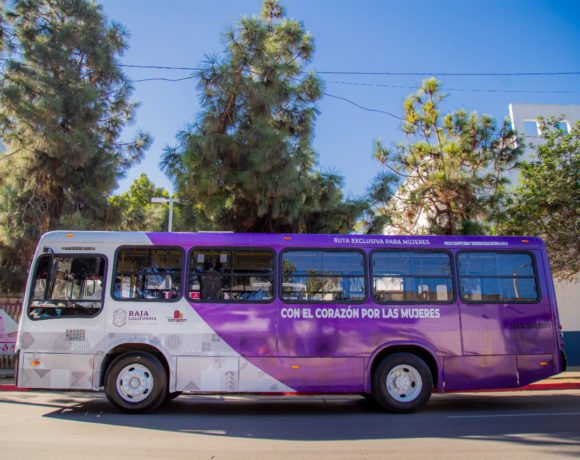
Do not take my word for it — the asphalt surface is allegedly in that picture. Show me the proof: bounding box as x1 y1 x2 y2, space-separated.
0 390 579 459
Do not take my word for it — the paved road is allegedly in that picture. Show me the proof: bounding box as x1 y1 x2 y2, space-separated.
1 390 579 459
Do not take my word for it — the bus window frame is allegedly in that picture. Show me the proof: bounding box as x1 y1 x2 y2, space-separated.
456 249 541 304
27 252 109 321
187 246 276 304
279 247 368 304
370 248 457 305
111 245 185 303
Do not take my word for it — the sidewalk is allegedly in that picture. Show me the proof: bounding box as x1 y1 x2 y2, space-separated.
2 367 580 392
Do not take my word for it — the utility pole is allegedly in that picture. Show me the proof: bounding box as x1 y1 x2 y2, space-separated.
151 197 180 232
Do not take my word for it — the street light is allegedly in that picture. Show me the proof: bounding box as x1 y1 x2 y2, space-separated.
151 197 180 232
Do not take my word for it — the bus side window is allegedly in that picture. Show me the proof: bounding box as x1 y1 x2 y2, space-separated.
28 255 106 319
32 255 52 300
281 250 366 303
458 252 538 303
113 248 183 301
189 249 274 302
371 251 453 303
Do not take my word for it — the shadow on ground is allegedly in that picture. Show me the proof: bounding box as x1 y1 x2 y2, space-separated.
1 391 580 454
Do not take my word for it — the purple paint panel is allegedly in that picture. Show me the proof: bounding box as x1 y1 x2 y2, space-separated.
143 232 562 394
444 355 518 390
252 357 365 392
191 301 278 357
517 354 555 386
277 305 462 358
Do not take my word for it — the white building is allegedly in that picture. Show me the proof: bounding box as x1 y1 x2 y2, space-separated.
508 103 580 367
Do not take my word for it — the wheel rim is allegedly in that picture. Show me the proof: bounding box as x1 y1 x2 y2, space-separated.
116 363 154 403
386 364 422 402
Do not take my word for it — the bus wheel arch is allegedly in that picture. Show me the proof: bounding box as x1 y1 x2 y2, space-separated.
369 344 439 389
104 350 168 413
368 345 439 412
100 343 171 390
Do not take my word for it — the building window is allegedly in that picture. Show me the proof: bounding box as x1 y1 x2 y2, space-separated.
556 121 570 133
372 251 453 303
524 120 539 136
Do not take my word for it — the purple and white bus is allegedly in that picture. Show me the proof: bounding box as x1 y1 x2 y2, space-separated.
15 231 566 413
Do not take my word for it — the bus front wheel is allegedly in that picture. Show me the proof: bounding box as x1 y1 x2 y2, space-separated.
373 352 432 413
105 352 167 413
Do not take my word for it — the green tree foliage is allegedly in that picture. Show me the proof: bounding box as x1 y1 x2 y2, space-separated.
0 0 150 292
497 117 579 280
109 174 170 231
162 0 365 233
371 78 522 235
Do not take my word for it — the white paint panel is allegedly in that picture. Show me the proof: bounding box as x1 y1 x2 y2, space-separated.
177 356 239 392
21 353 93 389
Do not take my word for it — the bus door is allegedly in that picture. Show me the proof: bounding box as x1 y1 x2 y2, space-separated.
276 249 367 392
448 250 557 390
20 253 107 390
183 248 279 391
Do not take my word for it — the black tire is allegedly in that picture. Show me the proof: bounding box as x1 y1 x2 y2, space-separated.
104 352 167 413
373 352 433 413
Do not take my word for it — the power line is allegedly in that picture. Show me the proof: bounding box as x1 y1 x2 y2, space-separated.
117 63 580 77
120 64 202 71
131 75 196 83
127 73 580 95
315 70 580 77
321 91 403 120
325 80 580 94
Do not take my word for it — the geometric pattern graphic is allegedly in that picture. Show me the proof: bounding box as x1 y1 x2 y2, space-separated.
52 329 91 353
176 356 239 392
164 334 182 351
21 352 93 389
20 332 35 350
239 359 283 392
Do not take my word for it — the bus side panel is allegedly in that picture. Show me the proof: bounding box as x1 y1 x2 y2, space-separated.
247 357 365 392
21 352 93 389
177 356 239 392
517 354 555 386
443 355 518 391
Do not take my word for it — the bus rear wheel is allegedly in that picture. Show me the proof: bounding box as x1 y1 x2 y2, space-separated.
373 352 433 413
105 352 167 413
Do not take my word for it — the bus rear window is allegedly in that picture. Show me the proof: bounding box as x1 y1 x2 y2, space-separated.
189 249 274 302
281 250 365 302
113 248 183 301
371 251 453 303
29 255 106 319
458 252 539 303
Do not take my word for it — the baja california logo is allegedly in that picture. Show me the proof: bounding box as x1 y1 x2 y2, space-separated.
128 310 156 321
168 309 187 324
113 308 127 327
114 308 156 326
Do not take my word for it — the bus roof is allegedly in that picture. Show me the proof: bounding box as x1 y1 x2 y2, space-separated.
38 230 545 250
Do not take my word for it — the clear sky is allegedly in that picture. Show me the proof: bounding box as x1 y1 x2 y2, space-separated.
98 0 580 199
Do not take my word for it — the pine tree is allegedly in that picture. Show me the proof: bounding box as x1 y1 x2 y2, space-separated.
162 0 364 233
371 78 522 235
0 0 151 292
